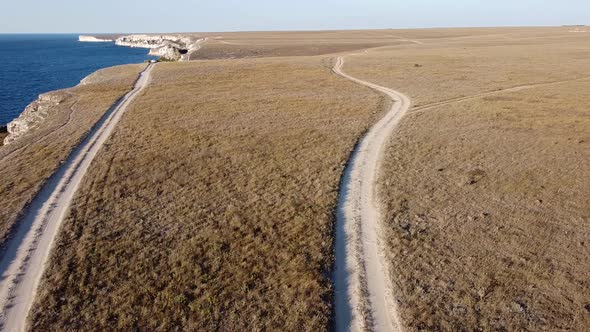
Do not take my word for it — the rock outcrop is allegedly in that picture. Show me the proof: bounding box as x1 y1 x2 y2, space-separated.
78 35 114 42
79 34 204 61
115 35 195 61
4 92 66 145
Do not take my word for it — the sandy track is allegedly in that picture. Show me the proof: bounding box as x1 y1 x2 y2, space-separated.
0 64 154 332
408 75 590 115
386 35 425 45
333 57 410 332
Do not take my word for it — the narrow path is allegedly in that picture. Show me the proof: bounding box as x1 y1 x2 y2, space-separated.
0 63 154 332
408 75 590 115
386 35 425 45
333 56 410 332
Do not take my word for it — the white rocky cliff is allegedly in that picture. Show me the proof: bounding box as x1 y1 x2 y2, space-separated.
4 35 203 145
4 92 66 145
78 35 114 42
115 35 200 61
79 34 204 61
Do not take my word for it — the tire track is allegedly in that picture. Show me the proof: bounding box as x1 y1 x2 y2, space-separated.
0 63 155 332
408 76 590 115
333 56 410 332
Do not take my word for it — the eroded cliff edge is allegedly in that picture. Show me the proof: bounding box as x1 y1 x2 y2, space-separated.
3 92 68 145
3 65 144 146
81 34 205 61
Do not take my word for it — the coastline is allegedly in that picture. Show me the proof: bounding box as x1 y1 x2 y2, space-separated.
0 62 146 254
80 33 205 61
4 33 211 140
1 34 162 143
2 62 152 146
0 63 154 332
0 34 156 128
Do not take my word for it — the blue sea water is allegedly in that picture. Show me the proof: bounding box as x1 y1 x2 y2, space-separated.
0 34 156 126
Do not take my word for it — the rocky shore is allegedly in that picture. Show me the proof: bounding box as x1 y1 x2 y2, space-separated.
3 92 67 145
3 34 204 146
80 34 204 61
78 35 114 42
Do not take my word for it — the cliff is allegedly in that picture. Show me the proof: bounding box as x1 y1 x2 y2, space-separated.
78 34 205 61
78 35 114 42
4 92 67 145
115 35 200 61
79 34 204 61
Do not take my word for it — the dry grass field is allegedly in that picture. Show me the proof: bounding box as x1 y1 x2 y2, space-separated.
345 30 590 106
192 27 580 61
29 57 385 330
192 30 414 59
0 64 144 250
10 27 590 331
342 28 590 330
378 83 590 331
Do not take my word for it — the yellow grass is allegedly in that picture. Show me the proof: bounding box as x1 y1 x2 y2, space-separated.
29 57 385 330
7 27 590 331
0 64 145 249
192 29 415 60
343 29 590 330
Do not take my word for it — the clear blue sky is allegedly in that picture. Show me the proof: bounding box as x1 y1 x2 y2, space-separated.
1 0 588 33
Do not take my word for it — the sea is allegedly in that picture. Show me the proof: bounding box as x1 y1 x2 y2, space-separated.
0 34 156 126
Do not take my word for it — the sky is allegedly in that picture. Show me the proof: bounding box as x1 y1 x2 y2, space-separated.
1 0 588 33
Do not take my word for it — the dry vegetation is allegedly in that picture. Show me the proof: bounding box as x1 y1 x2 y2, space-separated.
378 82 590 331
342 28 590 330
10 27 590 331
0 64 144 249
345 28 590 106
29 57 386 330
192 30 415 60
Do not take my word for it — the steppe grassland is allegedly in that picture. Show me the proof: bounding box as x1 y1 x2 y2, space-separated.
345 30 590 105
30 57 386 331
342 31 590 330
0 64 145 249
192 29 414 59
192 27 576 60
378 81 590 331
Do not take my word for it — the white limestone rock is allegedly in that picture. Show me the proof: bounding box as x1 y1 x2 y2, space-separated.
78 35 114 42
115 34 199 61
4 92 66 145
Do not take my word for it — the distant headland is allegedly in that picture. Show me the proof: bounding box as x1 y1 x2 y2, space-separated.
79 34 205 61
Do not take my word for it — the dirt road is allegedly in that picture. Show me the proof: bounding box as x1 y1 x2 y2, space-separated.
333 56 411 332
0 63 154 332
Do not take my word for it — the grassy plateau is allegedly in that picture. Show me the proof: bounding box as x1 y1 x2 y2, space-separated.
1 27 587 331
345 27 590 331
29 56 385 330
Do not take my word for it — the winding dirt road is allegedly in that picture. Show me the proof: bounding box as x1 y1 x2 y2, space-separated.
333 56 410 332
0 63 154 332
